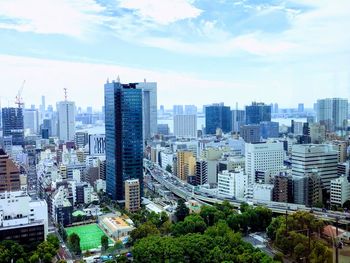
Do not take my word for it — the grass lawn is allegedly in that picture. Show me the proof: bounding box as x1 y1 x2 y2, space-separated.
66 224 112 251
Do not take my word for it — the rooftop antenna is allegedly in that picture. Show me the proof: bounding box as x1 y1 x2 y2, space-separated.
64 88 68 101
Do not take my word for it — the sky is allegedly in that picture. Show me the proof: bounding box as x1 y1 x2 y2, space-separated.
0 0 349 110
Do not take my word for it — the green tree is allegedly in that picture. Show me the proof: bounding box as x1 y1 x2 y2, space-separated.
29 253 40 263
46 234 60 250
68 233 81 255
199 205 225 226
175 199 189 222
101 235 109 251
171 214 207 236
130 221 160 244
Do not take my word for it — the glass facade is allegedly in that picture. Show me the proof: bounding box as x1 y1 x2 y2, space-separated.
1 107 24 147
245 102 271 125
105 81 143 200
205 104 231 134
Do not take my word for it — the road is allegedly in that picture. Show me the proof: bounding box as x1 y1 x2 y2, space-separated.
144 159 350 225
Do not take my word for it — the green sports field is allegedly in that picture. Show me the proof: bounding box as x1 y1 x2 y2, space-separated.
65 224 112 251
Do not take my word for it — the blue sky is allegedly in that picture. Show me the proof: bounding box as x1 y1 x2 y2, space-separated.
0 0 349 110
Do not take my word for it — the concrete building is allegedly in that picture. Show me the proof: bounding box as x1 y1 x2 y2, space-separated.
0 191 48 245
293 172 323 206
173 105 184 116
157 124 169 135
57 100 76 141
195 160 208 186
0 149 21 192
273 172 293 203
177 151 196 181
330 176 350 207
251 184 274 201
24 108 39 135
316 98 348 132
174 114 197 138
240 124 261 143
218 168 247 199
245 142 285 185
136 81 157 140
125 179 140 212
309 123 326 144
291 144 338 190
184 105 197 115
75 131 89 149
331 140 348 163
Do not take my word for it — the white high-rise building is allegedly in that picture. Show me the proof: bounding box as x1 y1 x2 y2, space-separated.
136 81 157 140
173 105 184 116
174 114 197 138
184 105 197 115
24 108 39 134
292 144 338 190
245 142 285 185
316 98 348 132
330 176 350 206
218 168 247 199
57 100 75 141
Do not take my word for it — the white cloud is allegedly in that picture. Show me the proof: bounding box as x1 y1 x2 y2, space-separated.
0 0 105 37
118 0 202 25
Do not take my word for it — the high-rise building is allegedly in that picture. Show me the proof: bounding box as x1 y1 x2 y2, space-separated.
75 131 89 149
136 81 157 140
330 176 350 207
157 124 169 135
218 168 247 199
273 172 293 203
231 109 246 133
316 98 348 132
184 105 197 115
125 179 141 212
0 149 21 192
245 102 271 125
177 151 196 182
245 142 285 185
2 107 24 147
195 160 208 186
298 103 304 113
240 124 261 143
205 103 231 134
291 144 338 190
24 108 39 135
57 100 75 141
173 105 184 116
174 114 197 138
260 121 279 139
105 80 143 201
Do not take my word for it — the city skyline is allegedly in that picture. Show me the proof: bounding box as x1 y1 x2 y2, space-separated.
0 1 349 109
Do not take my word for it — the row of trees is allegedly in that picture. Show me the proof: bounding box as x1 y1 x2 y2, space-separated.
0 234 61 263
267 211 332 263
129 200 276 263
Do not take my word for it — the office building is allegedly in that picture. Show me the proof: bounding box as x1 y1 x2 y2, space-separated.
0 149 21 192
105 80 143 201
125 179 141 212
75 131 89 149
231 109 245 133
330 176 350 207
57 100 76 141
2 107 24 147
292 172 323 206
174 114 197 138
309 123 326 144
0 191 48 245
331 140 348 163
240 124 261 143
177 151 196 182
173 105 184 116
205 103 231 134
218 168 247 199
24 108 39 134
88 134 106 156
136 81 157 140
298 103 304 113
245 102 271 125
316 98 348 132
291 144 338 190
245 142 285 185
260 121 279 139
195 160 208 186
251 184 274 201
273 172 293 203
184 105 197 115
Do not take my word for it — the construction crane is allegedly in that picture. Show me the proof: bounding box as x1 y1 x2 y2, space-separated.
15 80 25 108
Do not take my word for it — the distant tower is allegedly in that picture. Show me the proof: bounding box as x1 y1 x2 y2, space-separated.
57 89 75 141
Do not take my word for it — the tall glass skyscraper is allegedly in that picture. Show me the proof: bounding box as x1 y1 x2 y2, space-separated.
316 98 348 133
205 103 231 134
105 80 143 201
245 102 271 125
1 107 24 147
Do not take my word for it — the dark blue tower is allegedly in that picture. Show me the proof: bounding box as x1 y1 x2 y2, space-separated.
105 80 143 201
205 104 231 135
245 102 271 125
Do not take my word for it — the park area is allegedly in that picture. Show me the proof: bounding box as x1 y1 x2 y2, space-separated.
66 223 112 251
